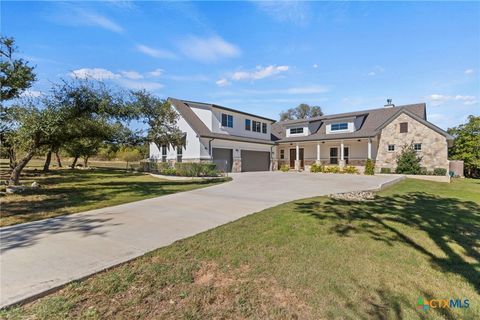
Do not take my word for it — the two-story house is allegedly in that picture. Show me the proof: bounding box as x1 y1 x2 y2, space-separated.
150 98 454 173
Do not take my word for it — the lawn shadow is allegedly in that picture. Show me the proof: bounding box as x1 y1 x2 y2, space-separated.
0 214 121 252
295 192 480 297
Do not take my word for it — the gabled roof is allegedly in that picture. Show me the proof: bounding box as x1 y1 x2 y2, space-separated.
272 103 435 142
169 98 275 145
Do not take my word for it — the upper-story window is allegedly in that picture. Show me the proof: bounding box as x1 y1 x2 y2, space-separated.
400 122 408 133
331 122 348 131
252 120 261 132
245 119 251 131
262 123 267 134
221 113 233 128
290 127 304 134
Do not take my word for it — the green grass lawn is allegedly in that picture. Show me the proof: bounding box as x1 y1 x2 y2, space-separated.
2 179 479 319
0 166 229 227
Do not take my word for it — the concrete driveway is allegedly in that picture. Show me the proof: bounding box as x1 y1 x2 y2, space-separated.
0 172 400 308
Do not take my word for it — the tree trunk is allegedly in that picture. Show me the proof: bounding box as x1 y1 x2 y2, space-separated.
83 156 89 168
9 149 35 186
71 156 79 169
43 149 52 172
55 151 62 167
8 147 17 170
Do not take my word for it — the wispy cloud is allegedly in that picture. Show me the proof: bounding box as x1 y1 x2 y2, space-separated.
216 78 230 87
312 64 319 69
148 68 164 77
82 11 123 33
120 70 143 80
70 68 121 80
427 94 477 106
214 85 330 95
136 44 177 59
253 1 310 25
50 6 124 33
367 65 385 76
231 65 289 81
465 68 475 74
178 35 240 63
116 79 164 90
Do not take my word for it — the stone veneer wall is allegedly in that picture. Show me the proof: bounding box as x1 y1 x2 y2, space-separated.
375 113 449 172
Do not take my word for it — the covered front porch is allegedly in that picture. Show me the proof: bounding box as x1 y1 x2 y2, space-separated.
276 138 378 171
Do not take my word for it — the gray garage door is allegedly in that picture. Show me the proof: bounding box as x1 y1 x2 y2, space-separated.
212 148 233 172
241 150 270 172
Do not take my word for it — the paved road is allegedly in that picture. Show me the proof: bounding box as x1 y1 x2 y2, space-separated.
0 172 400 307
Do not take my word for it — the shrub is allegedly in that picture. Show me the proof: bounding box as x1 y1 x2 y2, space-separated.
324 166 341 173
344 165 359 174
380 167 391 174
433 168 447 176
419 167 428 175
174 163 218 177
395 143 422 174
161 168 177 176
280 164 290 172
310 163 324 173
364 159 375 175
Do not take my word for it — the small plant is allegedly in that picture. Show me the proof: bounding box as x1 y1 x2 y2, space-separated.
310 163 324 173
280 164 290 172
433 168 447 176
161 168 178 176
344 165 359 174
380 167 392 174
324 166 341 173
364 159 375 175
174 163 218 177
395 143 422 174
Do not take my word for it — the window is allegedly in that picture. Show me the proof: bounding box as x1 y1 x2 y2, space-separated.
400 122 408 133
245 119 251 131
290 127 304 134
221 113 233 128
388 144 395 152
252 120 261 132
177 146 182 163
262 123 267 134
414 143 422 151
331 122 348 131
161 144 167 162
280 149 285 159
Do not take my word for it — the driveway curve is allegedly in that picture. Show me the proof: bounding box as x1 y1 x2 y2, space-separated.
0 172 401 308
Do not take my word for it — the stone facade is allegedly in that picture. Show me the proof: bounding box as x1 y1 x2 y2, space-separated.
232 159 242 173
375 113 449 172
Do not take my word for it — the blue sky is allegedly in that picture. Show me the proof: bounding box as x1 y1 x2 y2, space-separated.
3 1 479 129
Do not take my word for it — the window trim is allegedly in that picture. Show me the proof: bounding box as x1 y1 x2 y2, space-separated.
331 122 349 131
289 127 304 135
388 144 395 152
245 119 251 131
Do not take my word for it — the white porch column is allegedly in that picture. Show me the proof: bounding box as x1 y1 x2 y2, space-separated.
367 139 372 160
339 140 345 168
295 144 300 171
316 142 321 165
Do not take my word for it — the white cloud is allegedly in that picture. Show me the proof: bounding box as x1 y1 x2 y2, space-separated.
148 68 164 77
20 90 42 98
231 65 289 81
254 1 309 25
216 78 230 87
313 64 319 68
465 69 474 74
82 12 123 33
178 35 240 63
70 68 120 80
120 71 143 80
427 94 477 106
136 44 176 59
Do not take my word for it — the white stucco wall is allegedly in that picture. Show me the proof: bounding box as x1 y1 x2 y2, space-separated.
191 106 212 131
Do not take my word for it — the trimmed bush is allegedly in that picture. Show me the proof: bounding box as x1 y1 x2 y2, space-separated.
395 143 422 174
364 159 375 175
324 166 341 173
433 168 447 176
380 167 391 174
310 163 324 173
174 163 218 177
280 164 290 172
161 168 177 176
344 165 359 174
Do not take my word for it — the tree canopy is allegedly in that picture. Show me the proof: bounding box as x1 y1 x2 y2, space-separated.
447 115 480 178
279 103 323 121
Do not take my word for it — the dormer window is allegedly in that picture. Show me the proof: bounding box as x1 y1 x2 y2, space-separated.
221 113 233 128
290 127 304 134
331 122 348 131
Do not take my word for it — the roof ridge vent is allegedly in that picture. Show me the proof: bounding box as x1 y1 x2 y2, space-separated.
384 99 395 108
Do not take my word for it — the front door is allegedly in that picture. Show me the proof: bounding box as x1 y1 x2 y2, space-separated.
330 147 338 164
289 148 304 168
